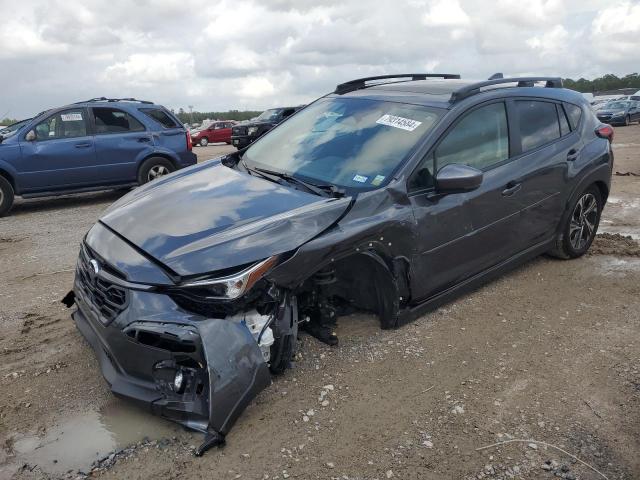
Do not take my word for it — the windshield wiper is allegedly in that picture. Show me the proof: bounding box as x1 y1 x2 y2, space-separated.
253 167 345 198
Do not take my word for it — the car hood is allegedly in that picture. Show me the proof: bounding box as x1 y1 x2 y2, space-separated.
100 160 351 278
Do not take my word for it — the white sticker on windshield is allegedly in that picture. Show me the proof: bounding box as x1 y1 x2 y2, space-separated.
376 114 422 132
61 113 83 122
353 174 368 183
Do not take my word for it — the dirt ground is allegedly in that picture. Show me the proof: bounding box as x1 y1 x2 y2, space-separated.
0 130 639 480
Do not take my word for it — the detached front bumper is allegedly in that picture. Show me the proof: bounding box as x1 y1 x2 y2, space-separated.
72 277 271 441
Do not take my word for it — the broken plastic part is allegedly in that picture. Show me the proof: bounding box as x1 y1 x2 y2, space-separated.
61 290 76 308
194 431 225 456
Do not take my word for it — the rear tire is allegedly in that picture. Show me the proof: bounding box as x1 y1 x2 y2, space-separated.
0 176 15 217
137 157 175 185
199 138 209 147
548 185 602 259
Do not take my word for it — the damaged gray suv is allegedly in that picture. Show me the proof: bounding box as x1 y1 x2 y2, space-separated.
65 74 614 454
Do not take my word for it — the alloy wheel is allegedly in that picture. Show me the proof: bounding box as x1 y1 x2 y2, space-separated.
569 193 598 250
0 188 4 206
200 138 208 146
147 165 170 182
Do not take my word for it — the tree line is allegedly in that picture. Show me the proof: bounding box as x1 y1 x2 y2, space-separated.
172 109 262 124
562 73 640 93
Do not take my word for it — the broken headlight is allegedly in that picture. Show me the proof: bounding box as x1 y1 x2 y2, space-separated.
181 256 279 300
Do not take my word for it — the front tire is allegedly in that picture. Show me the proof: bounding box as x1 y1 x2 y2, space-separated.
624 115 630 126
137 157 175 185
549 185 602 259
199 138 209 147
0 176 15 217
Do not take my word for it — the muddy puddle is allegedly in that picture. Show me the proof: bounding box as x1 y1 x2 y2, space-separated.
588 255 640 276
10 399 191 475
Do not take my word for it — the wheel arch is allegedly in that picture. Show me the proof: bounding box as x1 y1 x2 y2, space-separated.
138 151 180 171
557 164 611 235
270 247 410 330
0 167 16 193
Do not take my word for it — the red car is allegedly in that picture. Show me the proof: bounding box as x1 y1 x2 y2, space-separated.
191 121 236 146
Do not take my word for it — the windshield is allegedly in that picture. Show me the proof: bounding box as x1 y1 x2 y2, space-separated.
604 101 629 110
243 97 443 190
256 109 282 122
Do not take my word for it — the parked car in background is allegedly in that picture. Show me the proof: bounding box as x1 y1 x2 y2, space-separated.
596 100 640 126
231 106 304 149
0 97 196 216
191 120 236 146
66 74 612 454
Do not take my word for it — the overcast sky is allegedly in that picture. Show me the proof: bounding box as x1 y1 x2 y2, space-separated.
1 0 639 119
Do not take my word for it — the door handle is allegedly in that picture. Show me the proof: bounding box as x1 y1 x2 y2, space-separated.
567 148 579 161
502 182 521 197
74 143 91 148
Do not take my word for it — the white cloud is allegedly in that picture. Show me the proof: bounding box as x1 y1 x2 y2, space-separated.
238 76 276 98
102 53 195 87
423 0 470 27
0 0 635 119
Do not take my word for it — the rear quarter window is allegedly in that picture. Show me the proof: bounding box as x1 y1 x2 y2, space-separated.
564 103 582 130
140 108 180 129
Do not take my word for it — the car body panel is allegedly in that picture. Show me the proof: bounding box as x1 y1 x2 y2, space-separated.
68 79 613 451
191 121 235 145
0 101 196 196
596 100 640 124
99 160 352 277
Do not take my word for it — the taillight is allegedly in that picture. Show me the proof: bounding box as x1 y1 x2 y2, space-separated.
186 130 193 151
595 124 614 143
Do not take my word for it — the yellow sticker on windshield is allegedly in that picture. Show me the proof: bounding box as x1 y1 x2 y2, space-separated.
371 175 385 186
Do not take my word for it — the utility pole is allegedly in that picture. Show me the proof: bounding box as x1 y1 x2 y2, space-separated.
188 105 194 125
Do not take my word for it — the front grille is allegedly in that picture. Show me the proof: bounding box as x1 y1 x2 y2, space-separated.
76 246 128 324
232 126 247 135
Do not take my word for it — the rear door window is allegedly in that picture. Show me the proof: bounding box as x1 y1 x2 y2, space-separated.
515 100 560 152
140 108 180 129
93 107 145 134
33 109 88 141
435 102 509 171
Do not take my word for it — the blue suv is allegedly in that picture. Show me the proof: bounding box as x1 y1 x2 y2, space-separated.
0 98 196 216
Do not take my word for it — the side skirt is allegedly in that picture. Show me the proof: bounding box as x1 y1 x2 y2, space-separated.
20 183 138 199
396 238 555 327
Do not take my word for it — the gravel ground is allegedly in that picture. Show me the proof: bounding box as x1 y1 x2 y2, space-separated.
0 132 639 480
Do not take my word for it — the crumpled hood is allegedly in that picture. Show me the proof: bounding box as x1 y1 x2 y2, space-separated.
100 160 351 278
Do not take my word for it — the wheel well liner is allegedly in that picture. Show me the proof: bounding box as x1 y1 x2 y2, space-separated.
593 180 609 203
307 252 402 329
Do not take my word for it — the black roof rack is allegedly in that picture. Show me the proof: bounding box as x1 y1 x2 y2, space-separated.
74 97 154 105
451 77 563 103
334 73 461 95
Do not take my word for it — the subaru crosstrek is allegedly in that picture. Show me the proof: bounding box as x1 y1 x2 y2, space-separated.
0 97 196 216
64 75 613 454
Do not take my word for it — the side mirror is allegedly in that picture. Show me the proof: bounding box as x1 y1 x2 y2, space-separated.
436 163 483 193
25 130 36 142
0 135 4 144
